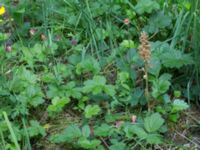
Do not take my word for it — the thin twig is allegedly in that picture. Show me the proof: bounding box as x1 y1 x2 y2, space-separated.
176 131 200 148
100 137 109 150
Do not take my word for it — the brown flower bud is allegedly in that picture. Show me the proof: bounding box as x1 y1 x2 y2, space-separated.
138 32 151 63
40 34 46 41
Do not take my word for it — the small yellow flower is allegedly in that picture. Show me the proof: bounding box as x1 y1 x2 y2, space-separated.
0 5 6 15
43 123 50 129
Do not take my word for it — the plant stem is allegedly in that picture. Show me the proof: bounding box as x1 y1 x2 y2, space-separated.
144 62 150 111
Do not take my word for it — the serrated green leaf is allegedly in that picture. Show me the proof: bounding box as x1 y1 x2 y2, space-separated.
63 125 82 140
161 50 193 68
146 134 163 144
94 124 112 137
84 105 101 118
50 125 81 143
76 57 100 75
109 142 126 150
172 99 189 113
83 76 115 96
124 124 147 139
27 120 46 137
144 113 164 133
152 74 171 98
144 11 172 33
83 76 106 94
120 40 135 48
149 57 161 76
104 85 116 97
47 97 70 113
135 0 160 14
78 138 101 149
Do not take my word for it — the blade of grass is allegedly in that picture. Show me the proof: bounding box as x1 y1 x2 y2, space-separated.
0 130 6 150
22 118 32 150
3 112 21 150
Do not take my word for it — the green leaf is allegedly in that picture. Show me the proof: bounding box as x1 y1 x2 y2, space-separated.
104 85 116 97
27 120 46 137
41 73 56 83
64 82 82 99
146 134 163 144
50 134 67 143
16 8 25 14
83 76 115 97
152 74 171 98
124 124 147 139
50 124 82 143
54 63 73 78
149 57 161 76
130 88 143 106
152 42 193 69
161 49 193 68
117 72 130 84
135 0 160 14
63 125 82 140
83 76 106 95
171 99 189 113
144 113 164 133
174 90 181 98
120 40 135 48
82 125 91 138
109 141 126 150
47 85 63 99
0 33 8 41
84 105 101 118
144 11 172 33
78 138 101 149
159 73 172 81
25 85 44 107
94 124 112 137
47 97 70 113
76 57 100 75
169 113 180 122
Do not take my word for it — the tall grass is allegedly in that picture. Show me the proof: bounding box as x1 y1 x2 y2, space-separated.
187 0 200 103
170 0 200 104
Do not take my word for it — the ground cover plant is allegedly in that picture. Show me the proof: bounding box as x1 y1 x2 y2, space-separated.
0 0 200 149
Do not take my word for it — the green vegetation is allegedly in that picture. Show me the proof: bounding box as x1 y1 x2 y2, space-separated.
0 0 200 149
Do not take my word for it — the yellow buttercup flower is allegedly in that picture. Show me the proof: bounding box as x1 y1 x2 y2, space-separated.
0 5 6 15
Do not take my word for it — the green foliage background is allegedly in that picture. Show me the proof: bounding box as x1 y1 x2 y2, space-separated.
0 0 199 149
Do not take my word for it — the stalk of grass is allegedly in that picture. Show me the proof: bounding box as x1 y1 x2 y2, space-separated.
22 118 32 150
138 32 151 111
0 130 6 150
3 112 21 150
170 10 188 49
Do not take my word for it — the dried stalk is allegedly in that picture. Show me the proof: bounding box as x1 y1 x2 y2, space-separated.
138 32 151 111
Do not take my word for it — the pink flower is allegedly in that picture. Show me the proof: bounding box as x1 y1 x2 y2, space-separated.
124 18 130 25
